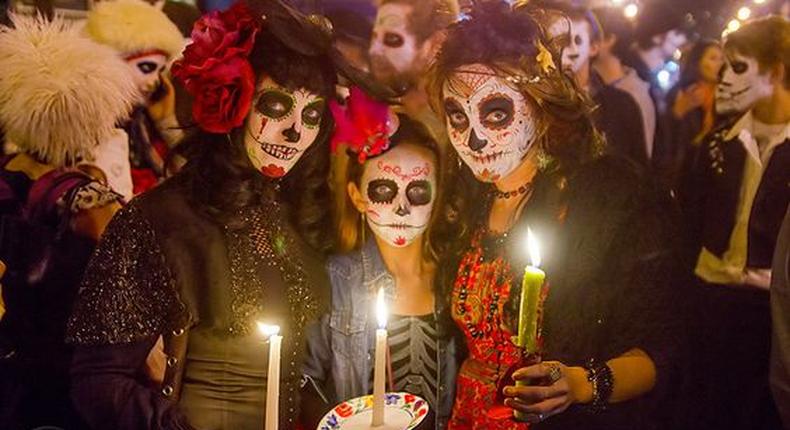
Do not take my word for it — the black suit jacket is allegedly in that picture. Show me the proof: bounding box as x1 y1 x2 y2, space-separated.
680 118 790 271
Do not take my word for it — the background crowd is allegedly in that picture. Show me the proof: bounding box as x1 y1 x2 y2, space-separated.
0 0 788 429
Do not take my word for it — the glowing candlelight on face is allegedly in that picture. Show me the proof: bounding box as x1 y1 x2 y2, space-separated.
257 322 282 430
372 288 387 426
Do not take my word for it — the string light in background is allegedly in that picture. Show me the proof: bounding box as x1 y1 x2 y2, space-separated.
657 70 671 90
624 3 639 19
737 6 752 20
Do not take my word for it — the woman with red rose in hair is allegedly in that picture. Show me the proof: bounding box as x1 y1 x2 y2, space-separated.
66 1 383 429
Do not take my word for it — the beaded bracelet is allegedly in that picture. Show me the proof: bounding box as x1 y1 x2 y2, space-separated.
585 359 614 414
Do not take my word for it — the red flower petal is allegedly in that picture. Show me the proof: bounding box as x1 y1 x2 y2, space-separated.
329 87 392 160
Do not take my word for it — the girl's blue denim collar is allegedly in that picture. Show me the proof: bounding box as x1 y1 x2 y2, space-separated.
360 237 397 303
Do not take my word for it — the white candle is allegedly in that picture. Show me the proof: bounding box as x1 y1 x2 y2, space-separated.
372 288 387 426
258 322 282 430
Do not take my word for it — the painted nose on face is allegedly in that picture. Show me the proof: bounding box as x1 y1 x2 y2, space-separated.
395 203 410 217
282 123 301 143
468 129 488 152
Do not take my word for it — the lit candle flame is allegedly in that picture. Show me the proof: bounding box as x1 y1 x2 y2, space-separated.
527 227 541 268
257 322 281 338
376 287 387 329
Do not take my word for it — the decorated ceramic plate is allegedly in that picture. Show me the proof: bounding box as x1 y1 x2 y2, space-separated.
317 392 429 430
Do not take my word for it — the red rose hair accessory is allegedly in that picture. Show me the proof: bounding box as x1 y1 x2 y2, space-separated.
329 87 398 163
172 1 260 133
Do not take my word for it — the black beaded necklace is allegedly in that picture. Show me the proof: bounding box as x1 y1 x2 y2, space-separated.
491 182 533 200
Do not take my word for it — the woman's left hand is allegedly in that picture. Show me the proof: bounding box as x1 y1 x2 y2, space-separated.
502 361 589 423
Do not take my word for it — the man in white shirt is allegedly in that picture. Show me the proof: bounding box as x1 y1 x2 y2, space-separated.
680 16 789 430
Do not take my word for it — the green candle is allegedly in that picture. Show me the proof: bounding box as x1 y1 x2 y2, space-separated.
517 266 545 353
515 228 546 421
516 228 545 353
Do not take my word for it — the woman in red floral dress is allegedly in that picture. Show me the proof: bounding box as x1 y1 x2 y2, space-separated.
429 2 681 429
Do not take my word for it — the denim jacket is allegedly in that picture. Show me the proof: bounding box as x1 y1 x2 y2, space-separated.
303 239 458 429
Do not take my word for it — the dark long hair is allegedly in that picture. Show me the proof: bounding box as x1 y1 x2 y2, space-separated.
427 0 602 254
676 39 720 89
182 3 343 254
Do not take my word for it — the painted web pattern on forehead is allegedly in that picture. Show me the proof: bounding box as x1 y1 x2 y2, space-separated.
456 71 494 93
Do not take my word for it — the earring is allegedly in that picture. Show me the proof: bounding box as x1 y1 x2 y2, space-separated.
537 149 553 172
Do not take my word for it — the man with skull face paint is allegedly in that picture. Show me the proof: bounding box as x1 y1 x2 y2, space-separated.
369 0 459 143
678 16 790 430
429 2 680 428
302 97 458 429
540 3 649 166
66 2 378 428
85 0 186 197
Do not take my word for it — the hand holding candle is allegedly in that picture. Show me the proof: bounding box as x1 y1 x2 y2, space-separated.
257 322 282 430
372 287 388 427
514 228 546 421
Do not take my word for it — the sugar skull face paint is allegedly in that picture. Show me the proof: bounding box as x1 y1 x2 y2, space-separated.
243 76 325 178
716 52 774 115
125 51 168 101
442 64 538 182
369 3 421 89
360 144 436 247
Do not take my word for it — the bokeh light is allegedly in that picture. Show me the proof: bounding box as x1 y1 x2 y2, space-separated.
624 3 639 19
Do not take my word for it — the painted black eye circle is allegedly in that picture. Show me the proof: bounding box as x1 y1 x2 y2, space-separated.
479 95 515 130
383 32 404 48
256 91 294 119
302 101 324 127
731 61 748 75
574 34 582 46
137 61 159 74
449 112 469 128
444 99 469 132
406 180 432 206
367 179 398 204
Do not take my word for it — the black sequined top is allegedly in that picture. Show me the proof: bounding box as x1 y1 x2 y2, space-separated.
67 171 329 430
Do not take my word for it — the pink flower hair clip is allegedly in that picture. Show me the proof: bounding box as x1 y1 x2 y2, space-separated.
329 87 398 163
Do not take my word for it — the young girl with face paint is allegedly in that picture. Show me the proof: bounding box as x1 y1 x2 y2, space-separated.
302 104 458 429
428 2 681 429
65 2 382 429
